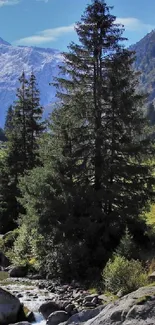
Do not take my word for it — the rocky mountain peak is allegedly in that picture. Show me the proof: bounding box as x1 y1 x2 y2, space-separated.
0 37 11 46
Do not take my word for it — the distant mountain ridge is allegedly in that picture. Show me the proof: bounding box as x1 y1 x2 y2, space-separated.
0 37 63 126
0 31 155 126
130 29 155 104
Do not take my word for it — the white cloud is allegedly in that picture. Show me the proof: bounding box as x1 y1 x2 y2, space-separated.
0 0 20 6
116 17 154 33
14 24 75 46
14 17 155 47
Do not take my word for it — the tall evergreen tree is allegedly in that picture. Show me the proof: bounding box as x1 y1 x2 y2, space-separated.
0 71 44 233
46 0 155 272
4 105 14 136
15 0 155 279
26 71 44 169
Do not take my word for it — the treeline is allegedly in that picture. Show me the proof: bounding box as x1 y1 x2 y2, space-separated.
0 0 155 282
0 71 44 233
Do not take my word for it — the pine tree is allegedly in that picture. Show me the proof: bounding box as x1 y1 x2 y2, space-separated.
48 0 155 272
26 71 44 169
0 160 18 233
15 0 155 279
7 71 44 176
4 105 14 136
0 71 44 232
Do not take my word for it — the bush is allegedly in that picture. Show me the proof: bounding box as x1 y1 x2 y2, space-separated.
103 255 148 295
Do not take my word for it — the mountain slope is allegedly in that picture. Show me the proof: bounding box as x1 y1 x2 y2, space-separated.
0 37 63 126
1 31 155 126
131 29 155 103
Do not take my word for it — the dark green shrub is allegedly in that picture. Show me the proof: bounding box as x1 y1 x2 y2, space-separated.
103 255 148 294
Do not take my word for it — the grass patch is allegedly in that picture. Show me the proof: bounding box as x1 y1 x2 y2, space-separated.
144 281 155 287
104 291 118 302
88 287 98 294
136 295 152 305
0 271 8 281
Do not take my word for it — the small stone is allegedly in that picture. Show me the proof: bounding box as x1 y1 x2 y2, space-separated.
17 294 23 298
84 294 98 302
84 302 96 308
117 289 124 298
65 304 75 313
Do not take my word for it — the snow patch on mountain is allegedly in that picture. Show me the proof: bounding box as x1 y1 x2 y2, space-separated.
0 37 64 126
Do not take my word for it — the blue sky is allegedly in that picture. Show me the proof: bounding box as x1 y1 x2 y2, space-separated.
0 0 155 51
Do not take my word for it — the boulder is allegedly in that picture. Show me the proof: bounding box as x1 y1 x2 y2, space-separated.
61 306 104 325
148 271 155 281
62 285 155 325
47 311 69 325
0 252 10 267
9 266 27 278
0 287 21 324
39 301 62 319
26 312 36 323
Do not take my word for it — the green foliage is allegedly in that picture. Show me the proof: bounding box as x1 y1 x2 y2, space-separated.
0 128 7 142
15 0 155 281
0 271 8 281
103 255 148 294
12 222 41 270
4 105 14 136
146 203 155 226
115 228 136 260
0 71 44 234
0 159 18 234
1 0 155 283
136 295 152 305
3 229 19 250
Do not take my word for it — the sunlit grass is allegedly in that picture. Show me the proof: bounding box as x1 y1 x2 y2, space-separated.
0 271 8 281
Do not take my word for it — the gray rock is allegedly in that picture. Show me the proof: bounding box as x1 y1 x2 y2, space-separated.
9 266 27 277
148 271 155 281
26 311 36 323
28 274 43 280
84 302 96 308
65 304 75 314
0 287 21 324
39 301 62 319
98 294 112 302
47 311 69 325
84 294 98 303
9 322 31 325
117 289 124 298
72 290 81 300
62 306 104 325
64 286 155 325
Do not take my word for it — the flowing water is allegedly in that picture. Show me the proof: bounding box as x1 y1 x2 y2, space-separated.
32 313 45 325
0 274 57 325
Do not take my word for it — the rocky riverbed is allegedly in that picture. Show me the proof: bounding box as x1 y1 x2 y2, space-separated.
1 277 109 308
0 276 108 325
2 274 155 325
